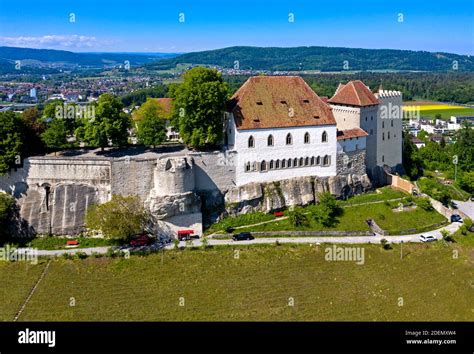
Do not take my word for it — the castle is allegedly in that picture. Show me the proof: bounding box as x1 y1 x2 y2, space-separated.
0 76 402 238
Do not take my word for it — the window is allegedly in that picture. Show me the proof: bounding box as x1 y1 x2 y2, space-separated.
304 132 310 144
276 160 280 169
382 155 385 162
322 131 328 143
388 132 390 139
370 129 373 135
323 155 330 166
270 160 274 170
286 133 293 145
261 161 267 171
382 121 384 129
371 116 373 121
282 159 286 168
382 132 385 141
311 157 316 165
245 162 251 172
305 157 309 166
288 159 292 168
391 120 394 127
355 144 359 150
267 135 274 146
252 162 258 171
299 157 304 166
365 117 367 122
248 136 255 148
316 156 321 165
294 158 298 167
347 162 352 169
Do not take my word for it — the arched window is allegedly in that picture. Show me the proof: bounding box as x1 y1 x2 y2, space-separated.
248 136 255 148
299 157 304 166
245 162 251 172
382 132 385 141
322 131 328 143
323 155 330 166
269 160 274 169
293 158 298 167
311 157 316 165
286 133 293 145
288 159 292 168
267 134 274 146
282 159 286 168
388 132 390 139
391 120 394 127
316 156 321 165
253 161 258 171
261 160 267 171
276 160 280 169
305 157 309 166
304 132 310 144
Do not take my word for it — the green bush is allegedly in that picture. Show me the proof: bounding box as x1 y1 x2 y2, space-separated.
288 208 309 228
416 197 434 211
76 252 88 260
85 195 150 242
380 238 392 250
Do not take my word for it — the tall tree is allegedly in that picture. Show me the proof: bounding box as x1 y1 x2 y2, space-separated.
454 122 474 172
134 98 167 148
171 67 228 148
41 118 68 155
76 93 131 150
0 111 23 174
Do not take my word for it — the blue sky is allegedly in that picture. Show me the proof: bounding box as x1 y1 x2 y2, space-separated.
0 0 473 54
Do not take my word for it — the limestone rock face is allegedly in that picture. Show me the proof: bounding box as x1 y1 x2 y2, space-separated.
146 191 201 219
224 174 372 215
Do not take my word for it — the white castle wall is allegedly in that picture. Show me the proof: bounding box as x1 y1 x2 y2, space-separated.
231 122 338 186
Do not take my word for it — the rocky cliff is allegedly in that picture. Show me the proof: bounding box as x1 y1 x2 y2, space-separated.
224 174 372 215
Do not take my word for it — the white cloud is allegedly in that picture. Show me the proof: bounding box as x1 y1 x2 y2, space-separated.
0 35 106 49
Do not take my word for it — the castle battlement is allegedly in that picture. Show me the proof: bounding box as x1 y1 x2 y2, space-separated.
376 90 402 98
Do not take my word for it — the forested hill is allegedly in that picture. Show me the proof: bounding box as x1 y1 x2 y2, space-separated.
147 46 474 72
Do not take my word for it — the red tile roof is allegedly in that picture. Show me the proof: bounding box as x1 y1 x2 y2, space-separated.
337 128 369 140
328 80 379 107
228 76 336 130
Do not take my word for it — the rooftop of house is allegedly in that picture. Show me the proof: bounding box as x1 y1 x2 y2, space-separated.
336 128 369 140
228 76 336 130
328 80 380 107
411 137 424 144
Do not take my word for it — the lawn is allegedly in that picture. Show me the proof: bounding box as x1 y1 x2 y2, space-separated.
1 237 472 321
235 201 447 235
4 236 116 250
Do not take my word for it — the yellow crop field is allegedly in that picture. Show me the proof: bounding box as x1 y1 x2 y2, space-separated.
403 104 464 112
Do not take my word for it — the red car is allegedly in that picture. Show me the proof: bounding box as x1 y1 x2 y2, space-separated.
130 234 154 247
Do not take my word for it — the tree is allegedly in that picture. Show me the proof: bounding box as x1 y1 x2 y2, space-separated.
459 171 474 194
76 94 130 150
312 192 341 227
402 131 422 179
21 107 45 156
0 111 23 175
454 123 474 172
134 98 167 148
171 67 228 148
416 197 433 211
41 118 68 155
0 193 16 242
85 195 149 242
288 208 309 228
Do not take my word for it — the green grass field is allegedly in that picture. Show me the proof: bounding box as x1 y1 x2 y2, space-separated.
417 108 474 119
235 201 447 234
1 235 473 321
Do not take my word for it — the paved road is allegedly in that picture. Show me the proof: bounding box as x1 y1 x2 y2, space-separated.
22 222 461 257
453 200 474 220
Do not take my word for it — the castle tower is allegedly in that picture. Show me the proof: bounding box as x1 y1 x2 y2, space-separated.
153 156 195 196
374 89 403 173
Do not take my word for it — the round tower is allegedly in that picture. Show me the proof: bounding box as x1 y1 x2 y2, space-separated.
153 156 195 196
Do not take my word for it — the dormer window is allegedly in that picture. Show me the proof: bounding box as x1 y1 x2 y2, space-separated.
256 101 263 105
303 99 309 103
280 100 287 104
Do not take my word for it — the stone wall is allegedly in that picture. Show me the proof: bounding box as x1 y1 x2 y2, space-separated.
111 157 155 201
336 149 366 176
190 150 237 193
224 174 372 215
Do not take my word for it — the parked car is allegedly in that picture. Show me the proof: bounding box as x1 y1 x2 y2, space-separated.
177 229 195 241
419 234 437 242
232 232 254 241
130 234 154 247
450 214 463 223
